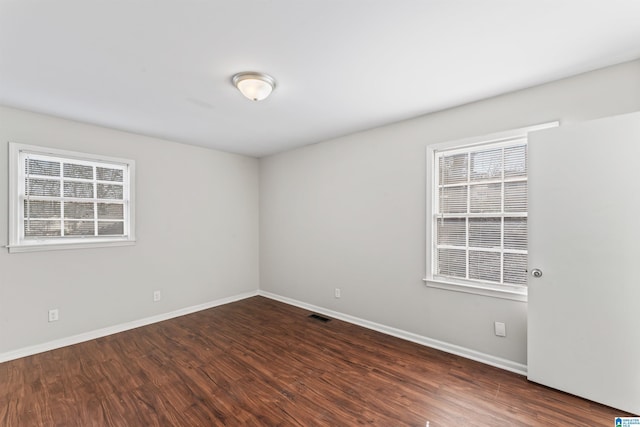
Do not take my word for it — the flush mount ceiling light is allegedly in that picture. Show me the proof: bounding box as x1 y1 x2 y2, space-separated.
232 72 276 101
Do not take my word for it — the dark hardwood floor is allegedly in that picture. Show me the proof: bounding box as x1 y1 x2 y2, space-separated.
0 296 632 426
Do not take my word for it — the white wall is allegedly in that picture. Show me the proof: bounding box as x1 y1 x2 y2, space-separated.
259 59 640 366
0 106 259 355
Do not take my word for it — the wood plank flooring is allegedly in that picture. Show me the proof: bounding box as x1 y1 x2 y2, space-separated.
0 296 632 426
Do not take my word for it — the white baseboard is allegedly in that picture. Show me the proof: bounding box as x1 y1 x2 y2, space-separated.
0 290 258 363
2 289 528 376
258 290 528 376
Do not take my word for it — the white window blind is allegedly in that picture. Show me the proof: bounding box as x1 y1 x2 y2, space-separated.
433 139 528 288
8 143 135 253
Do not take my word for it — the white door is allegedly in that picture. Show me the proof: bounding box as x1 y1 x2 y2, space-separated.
527 111 640 415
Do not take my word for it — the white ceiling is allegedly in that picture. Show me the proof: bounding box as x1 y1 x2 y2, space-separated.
2 1 640 157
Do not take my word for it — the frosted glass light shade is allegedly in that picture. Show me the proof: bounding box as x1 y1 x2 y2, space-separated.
232 72 276 101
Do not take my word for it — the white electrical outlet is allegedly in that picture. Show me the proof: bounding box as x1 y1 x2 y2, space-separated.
334 288 341 298
153 290 162 302
48 309 59 322
494 321 506 337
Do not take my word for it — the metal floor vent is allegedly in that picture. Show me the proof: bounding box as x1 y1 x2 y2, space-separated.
308 313 331 323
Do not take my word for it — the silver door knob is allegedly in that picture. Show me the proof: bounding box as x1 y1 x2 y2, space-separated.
531 268 543 278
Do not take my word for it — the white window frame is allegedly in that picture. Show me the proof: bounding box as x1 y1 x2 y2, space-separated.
8 143 136 253
424 122 558 301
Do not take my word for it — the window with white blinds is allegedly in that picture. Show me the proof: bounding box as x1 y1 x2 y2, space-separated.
424 122 558 300
433 140 528 289
8 143 135 253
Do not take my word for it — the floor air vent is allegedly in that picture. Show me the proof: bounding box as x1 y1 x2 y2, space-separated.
308 314 332 323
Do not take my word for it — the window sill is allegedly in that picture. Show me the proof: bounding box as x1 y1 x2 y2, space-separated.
7 239 136 253
423 277 528 302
